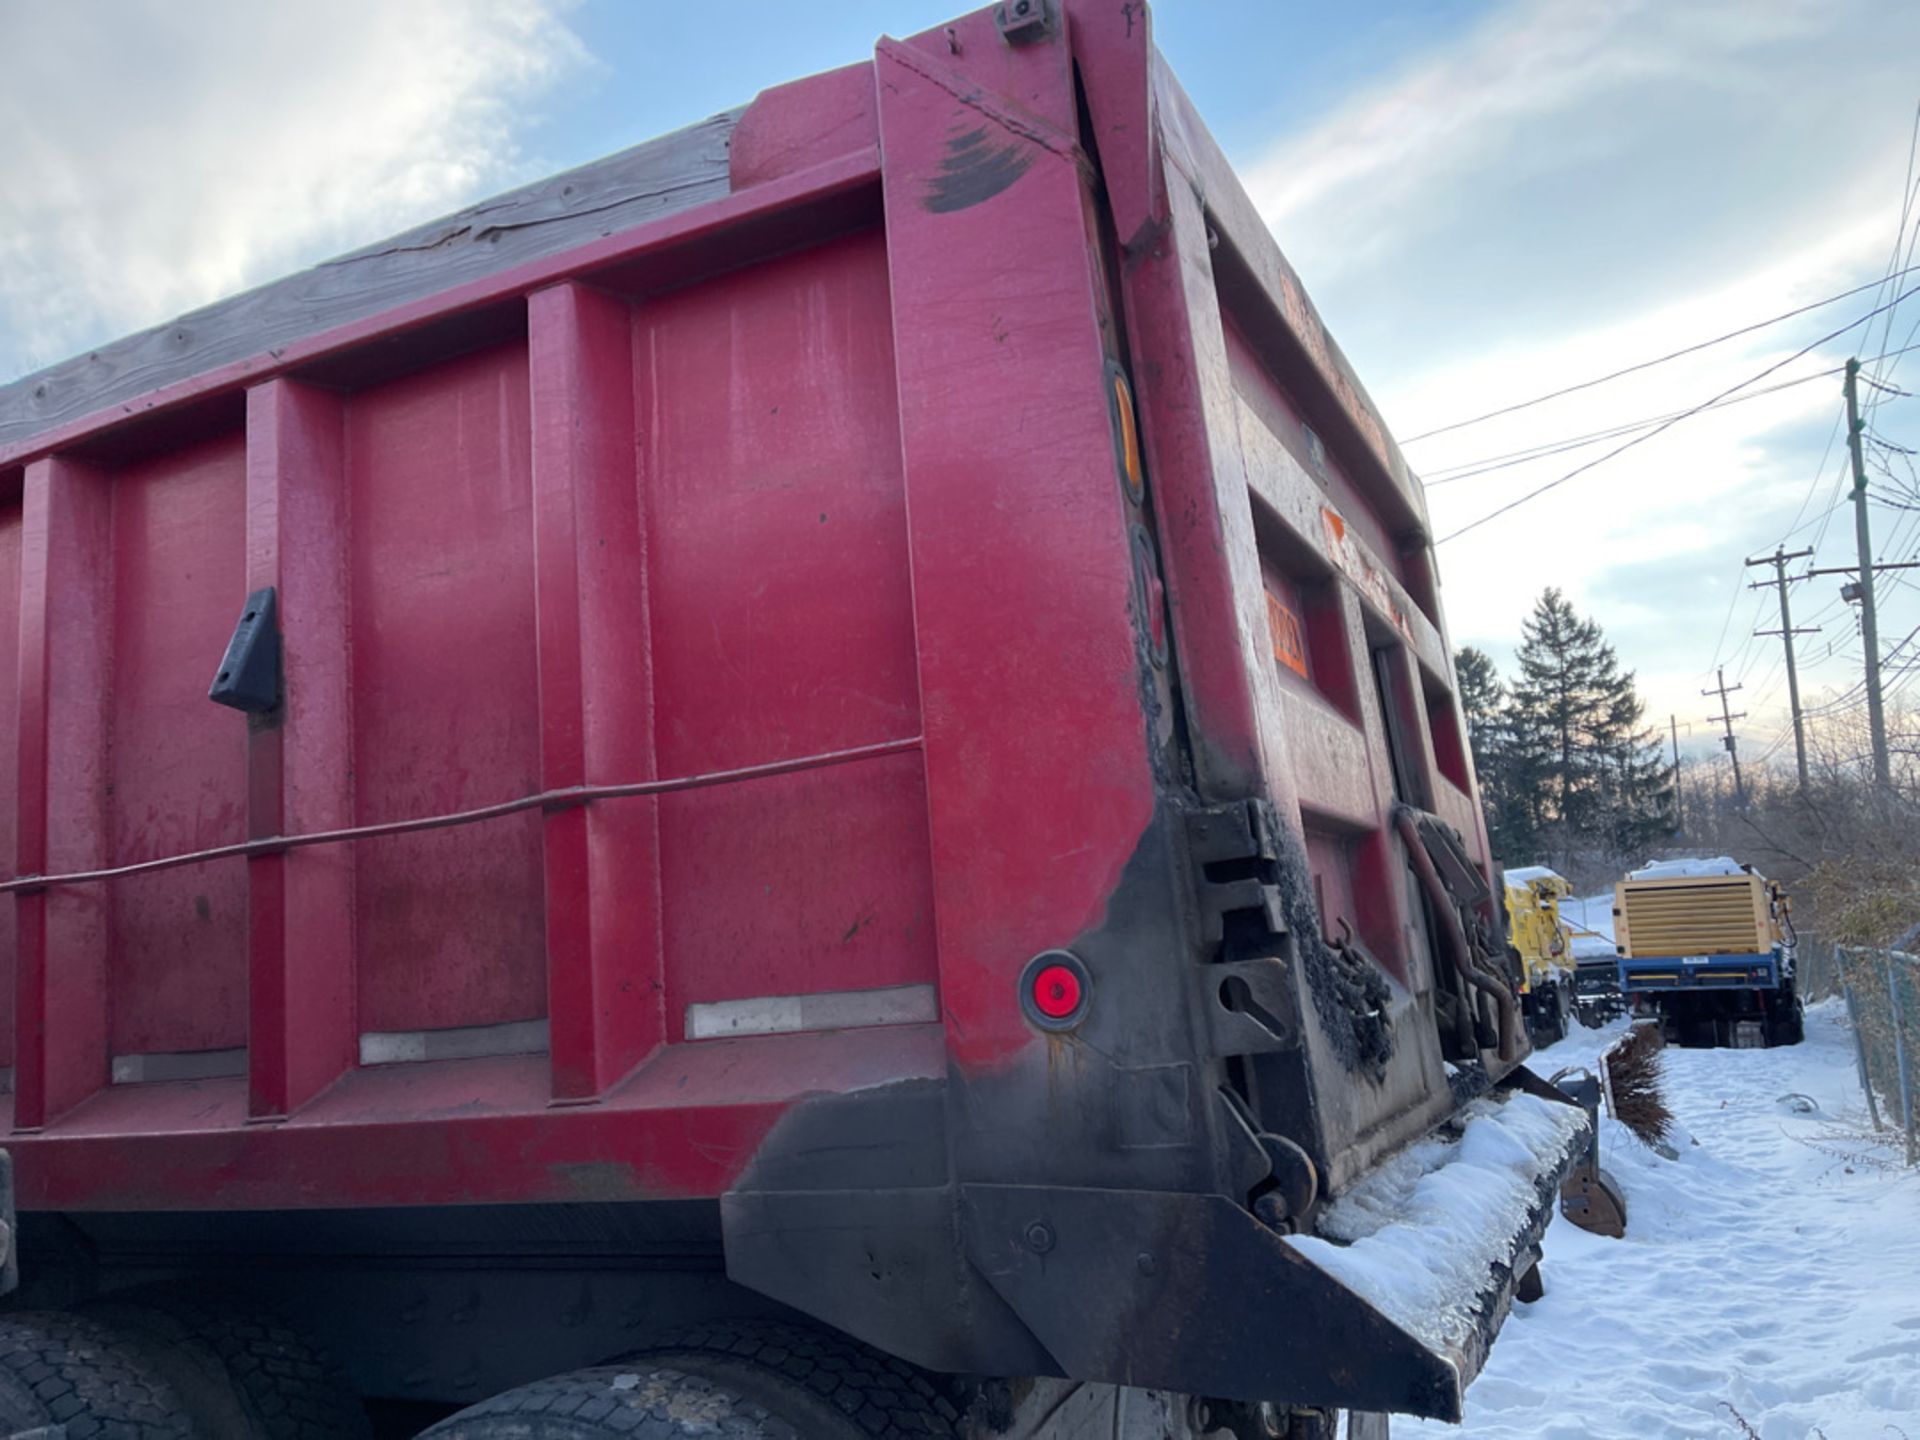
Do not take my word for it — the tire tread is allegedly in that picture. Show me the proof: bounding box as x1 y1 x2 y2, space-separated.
629 1319 959 1438
0 1311 196 1440
419 1363 793 1437
86 1284 371 1440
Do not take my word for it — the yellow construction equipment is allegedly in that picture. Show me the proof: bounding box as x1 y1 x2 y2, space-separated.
1613 858 1802 1047
1502 866 1577 1045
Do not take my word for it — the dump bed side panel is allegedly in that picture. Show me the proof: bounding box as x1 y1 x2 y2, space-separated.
0 143 946 1176
108 435 250 1061
637 232 935 1034
348 342 546 1036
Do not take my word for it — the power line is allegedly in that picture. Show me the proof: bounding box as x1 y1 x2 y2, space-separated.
1861 101 1920 418
1437 281 1920 544
1402 264 1920 444
1422 352 1920 487
1705 408 1849 679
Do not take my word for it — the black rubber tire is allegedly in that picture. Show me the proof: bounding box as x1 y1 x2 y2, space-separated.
423 1320 956 1440
622 1319 957 1439
1767 993 1806 1048
84 1284 372 1440
417 1363 801 1439
0 1310 197 1439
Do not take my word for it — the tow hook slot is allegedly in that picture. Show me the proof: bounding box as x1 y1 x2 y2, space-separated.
1186 801 1288 955
1206 958 1295 1054
1188 802 1301 1057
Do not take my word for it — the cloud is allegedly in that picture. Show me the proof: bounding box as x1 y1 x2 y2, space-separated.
1242 0 1831 298
0 0 586 380
1233 0 1920 759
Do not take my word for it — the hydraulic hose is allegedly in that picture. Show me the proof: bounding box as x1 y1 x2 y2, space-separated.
1393 806 1518 1062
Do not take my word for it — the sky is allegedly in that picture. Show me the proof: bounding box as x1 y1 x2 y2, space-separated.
3 0 1917 775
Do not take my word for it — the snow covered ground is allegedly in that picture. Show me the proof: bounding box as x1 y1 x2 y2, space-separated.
1400 999 1920 1440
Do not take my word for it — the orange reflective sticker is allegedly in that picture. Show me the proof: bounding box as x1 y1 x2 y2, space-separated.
1266 590 1310 679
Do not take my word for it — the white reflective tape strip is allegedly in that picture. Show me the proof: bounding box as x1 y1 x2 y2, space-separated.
110 1048 249 1084
358 1018 550 1066
685 983 938 1041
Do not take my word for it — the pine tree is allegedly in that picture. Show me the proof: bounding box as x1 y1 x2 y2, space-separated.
1593 665 1675 857
1455 645 1534 861
1456 646 1503 757
1503 589 1672 873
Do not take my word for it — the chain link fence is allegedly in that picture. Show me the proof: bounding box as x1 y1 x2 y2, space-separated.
1836 941 1920 1167
1795 934 1841 1001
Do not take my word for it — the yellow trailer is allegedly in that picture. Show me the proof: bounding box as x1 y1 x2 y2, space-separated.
1613 859 1801 1047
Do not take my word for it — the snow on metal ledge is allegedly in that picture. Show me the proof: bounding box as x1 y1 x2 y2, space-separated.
1285 1090 1590 1365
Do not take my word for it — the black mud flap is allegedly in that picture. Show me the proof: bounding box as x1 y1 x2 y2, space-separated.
959 1081 1588 1422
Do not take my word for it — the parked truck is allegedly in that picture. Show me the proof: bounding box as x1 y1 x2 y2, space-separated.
1614 859 1803 1048
1501 867 1576 1047
0 5 1587 1436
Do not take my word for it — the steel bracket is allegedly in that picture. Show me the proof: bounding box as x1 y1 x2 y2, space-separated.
995 0 1051 44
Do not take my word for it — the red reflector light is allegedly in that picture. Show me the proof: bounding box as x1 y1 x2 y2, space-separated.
1032 964 1082 1020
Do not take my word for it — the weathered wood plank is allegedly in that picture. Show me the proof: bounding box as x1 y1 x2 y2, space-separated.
0 111 741 452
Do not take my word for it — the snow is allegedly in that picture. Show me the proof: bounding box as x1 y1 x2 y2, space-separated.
1505 866 1568 887
1399 1000 1920 1439
1630 856 1748 880
1283 1092 1587 1362
1560 889 1618 961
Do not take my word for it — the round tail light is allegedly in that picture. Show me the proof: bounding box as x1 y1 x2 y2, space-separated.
1021 950 1090 1030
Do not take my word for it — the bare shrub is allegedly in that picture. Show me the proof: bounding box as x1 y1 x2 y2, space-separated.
1605 1022 1673 1148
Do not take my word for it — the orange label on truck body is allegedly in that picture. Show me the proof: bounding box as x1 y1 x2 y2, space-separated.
1265 590 1310 679
1320 505 1413 642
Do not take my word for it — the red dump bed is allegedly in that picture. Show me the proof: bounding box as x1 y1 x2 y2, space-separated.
0 2 1562 1419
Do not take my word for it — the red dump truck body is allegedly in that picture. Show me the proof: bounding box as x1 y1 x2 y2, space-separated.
0 3 1581 1431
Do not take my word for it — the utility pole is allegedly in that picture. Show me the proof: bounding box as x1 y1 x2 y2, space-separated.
1746 546 1818 791
1669 714 1683 834
1844 358 1892 791
1802 545 1920 784
1703 667 1747 807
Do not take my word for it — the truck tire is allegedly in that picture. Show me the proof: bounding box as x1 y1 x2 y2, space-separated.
84 1284 372 1440
0 1310 197 1439
424 1321 956 1440
622 1319 956 1439
1767 986 1805 1048
417 1363 835 1439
